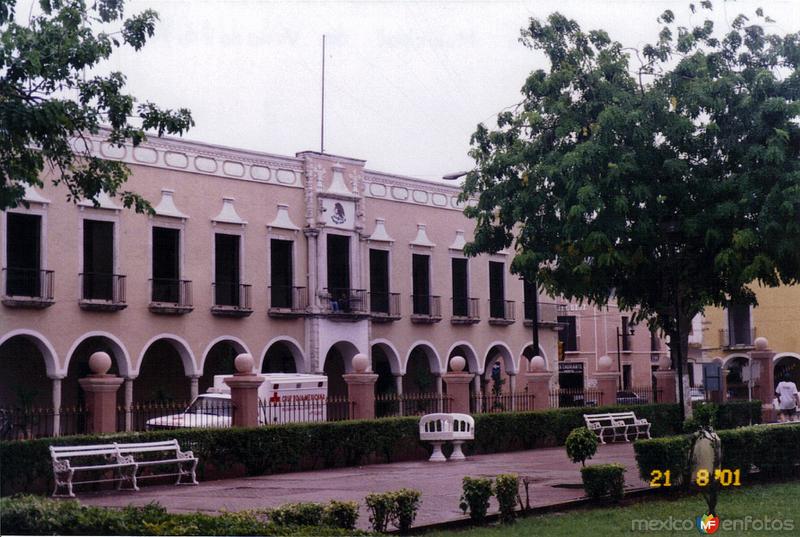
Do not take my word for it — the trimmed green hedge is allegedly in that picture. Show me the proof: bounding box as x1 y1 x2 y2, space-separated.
1 401 760 496
0 496 366 536
634 423 800 486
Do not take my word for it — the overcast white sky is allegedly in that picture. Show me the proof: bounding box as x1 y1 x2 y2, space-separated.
37 0 800 180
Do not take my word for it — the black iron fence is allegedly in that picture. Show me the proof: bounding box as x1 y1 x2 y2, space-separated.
489 299 515 322
0 406 89 440
150 278 193 306
258 395 354 424
212 282 252 310
269 285 308 312
80 272 126 303
3 268 55 299
471 393 536 414
549 388 604 408
369 292 401 319
375 392 452 417
323 288 367 314
117 400 192 432
619 385 663 405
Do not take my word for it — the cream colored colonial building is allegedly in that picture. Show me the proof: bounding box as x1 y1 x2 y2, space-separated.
1 133 666 413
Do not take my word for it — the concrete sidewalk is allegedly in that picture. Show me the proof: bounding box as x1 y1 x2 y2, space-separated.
79 443 645 529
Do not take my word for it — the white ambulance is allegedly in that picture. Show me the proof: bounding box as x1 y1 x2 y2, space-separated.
145 373 328 430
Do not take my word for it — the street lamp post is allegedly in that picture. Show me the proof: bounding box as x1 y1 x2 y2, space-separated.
616 324 635 390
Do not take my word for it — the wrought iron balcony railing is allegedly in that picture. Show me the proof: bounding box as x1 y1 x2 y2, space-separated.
1 268 55 308
79 272 126 311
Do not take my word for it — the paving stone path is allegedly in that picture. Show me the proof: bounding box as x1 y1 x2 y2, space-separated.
79 443 645 529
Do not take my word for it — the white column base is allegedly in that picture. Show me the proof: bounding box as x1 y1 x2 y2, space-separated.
428 441 446 462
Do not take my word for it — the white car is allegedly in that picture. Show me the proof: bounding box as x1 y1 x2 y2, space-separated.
146 373 329 430
146 393 233 430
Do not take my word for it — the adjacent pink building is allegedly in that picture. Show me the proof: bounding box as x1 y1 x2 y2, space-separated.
0 133 668 420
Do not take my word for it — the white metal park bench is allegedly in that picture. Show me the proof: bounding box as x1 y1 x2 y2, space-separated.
419 413 475 462
583 411 651 444
50 439 198 497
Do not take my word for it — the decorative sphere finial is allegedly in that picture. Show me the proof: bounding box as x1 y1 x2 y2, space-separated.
754 337 768 351
88 351 112 375
352 353 369 373
598 355 613 371
234 353 254 374
529 355 546 372
450 355 466 372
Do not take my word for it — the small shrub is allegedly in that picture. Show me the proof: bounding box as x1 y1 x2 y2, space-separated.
268 502 324 526
365 492 395 533
322 500 359 530
581 463 626 500
493 473 519 523
393 488 422 533
459 476 493 523
364 489 421 533
565 427 598 466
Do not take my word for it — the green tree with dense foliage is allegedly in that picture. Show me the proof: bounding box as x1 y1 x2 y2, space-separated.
461 2 800 418
0 0 193 212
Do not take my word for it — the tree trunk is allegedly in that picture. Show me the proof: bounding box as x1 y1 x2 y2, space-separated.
667 316 693 421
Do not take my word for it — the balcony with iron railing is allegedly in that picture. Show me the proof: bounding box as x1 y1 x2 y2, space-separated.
211 282 253 317
488 299 515 325
322 288 368 319
719 327 757 349
268 286 308 318
149 279 193 314
524 301 566 328
1 268 55 308
369 292 401 322
79 272 127 311
410 294 442 323
451 296 480 324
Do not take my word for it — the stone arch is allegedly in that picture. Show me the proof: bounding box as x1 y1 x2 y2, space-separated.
65 331 132 378
482 341 516 374
370 339 402 375
259 337 305 373
198 337 250 395
520 343 549 371
135 335 196 403
371 340 401 396
0 331 59 408
403 341 442 374
0 329 59 378
63 332 131 408
322 341 360 398
774 353 800 387
723 354 751 401
136 333 197 377
403 342 441 394
445 341 479 373
199 336 250 374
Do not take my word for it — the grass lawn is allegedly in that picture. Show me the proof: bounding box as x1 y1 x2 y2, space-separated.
427 481 800 537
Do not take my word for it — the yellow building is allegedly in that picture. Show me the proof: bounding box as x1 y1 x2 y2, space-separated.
694 284 800 397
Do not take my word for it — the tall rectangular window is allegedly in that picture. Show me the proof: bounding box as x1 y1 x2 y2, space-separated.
621 316 631 351
215 233 240 306
558 315 578 351
623 364 632 390
523 278 536 320
451 258 468 316
83 220 114 300
412 253 430 314
489 261 505 318
152 227 180 302
5 213 41 296
270 239 293 308
327 234 350 292
728 304 751 345
369 249 389 313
